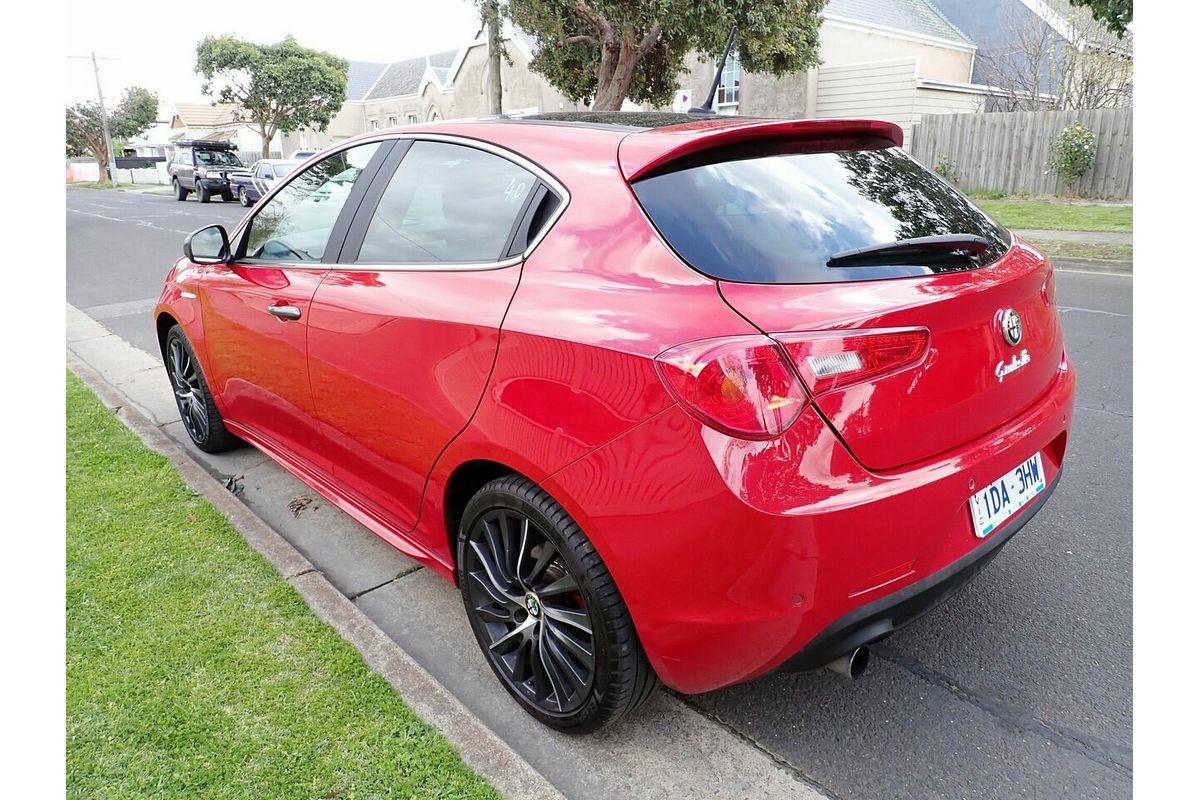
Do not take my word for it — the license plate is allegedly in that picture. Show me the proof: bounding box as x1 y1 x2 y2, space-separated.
968 453 1046 538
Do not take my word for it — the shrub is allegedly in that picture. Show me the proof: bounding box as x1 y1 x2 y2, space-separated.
1047 122 1097 195
934 155 960 185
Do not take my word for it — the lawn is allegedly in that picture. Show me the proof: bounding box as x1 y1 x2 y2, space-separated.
68 181 116 190
66 371 498 800
1023 238 1133 262
970 196 1132 233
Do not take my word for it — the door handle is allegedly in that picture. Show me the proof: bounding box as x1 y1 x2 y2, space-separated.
267 304 302 321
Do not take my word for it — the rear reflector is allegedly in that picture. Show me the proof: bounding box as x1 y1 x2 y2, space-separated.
775 328 930 396
655 335 808 440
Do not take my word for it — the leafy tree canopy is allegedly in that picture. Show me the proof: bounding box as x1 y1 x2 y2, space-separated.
195 35 348 157
505 0 828 110
1068 0 1132 37
66 86 158 174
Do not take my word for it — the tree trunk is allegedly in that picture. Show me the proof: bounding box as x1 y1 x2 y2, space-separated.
261 127 271 160
589 25 657 111
484 0 503 115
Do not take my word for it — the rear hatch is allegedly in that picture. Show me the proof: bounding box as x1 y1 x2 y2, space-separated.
628 124 1063 470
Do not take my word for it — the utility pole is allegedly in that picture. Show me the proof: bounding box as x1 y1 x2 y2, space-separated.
69 52 121 186
483 0 503 115
90 52 120 187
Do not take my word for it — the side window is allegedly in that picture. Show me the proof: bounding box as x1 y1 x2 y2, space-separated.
356 141 537 264
258 164 273 179
243 142 381 263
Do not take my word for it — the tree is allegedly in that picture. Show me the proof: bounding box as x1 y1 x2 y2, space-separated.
977 0 1131 111
1069 0 1132 38
504 0 827 111
66 86 158 182
195 36 349 159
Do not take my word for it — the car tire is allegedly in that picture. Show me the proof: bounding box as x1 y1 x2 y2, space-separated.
221 189 235 202
163 325 240 453
238 187 251 207
457 475 659 733
197 184 211 203
173 178 188 201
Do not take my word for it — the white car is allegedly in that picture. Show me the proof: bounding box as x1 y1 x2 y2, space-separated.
233 159 301 207
289 149 320 162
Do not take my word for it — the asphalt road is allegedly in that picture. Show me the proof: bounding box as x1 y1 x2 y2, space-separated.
66 187 1133 799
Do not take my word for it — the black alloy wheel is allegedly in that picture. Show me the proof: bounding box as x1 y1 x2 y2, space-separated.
163 326 239 453
458 476 658 732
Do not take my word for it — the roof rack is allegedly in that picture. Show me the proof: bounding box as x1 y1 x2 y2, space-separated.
174 139 238 150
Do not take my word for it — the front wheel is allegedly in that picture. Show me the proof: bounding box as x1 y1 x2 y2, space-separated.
197 184 211 203
458 475 658 733
163 326 240 453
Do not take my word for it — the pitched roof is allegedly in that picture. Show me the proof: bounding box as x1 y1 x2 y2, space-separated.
365 49 458 100
929 0 1066 91
345 61 390 101
825 0 974 46
171 102 241 129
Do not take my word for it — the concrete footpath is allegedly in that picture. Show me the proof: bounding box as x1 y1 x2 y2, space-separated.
66 303 829 800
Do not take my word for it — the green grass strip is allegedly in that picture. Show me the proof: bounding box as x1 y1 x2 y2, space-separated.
66 370 499 800
971 198 1132 233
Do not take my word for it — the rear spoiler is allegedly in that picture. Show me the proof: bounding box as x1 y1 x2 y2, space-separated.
618 118 903 182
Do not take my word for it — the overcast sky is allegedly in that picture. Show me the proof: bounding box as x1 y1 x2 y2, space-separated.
65 0 482 109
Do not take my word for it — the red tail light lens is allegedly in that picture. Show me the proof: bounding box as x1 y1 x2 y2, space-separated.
655 335 808 440
775 328 930 395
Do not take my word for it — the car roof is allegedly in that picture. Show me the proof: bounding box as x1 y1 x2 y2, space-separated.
328 113 902 187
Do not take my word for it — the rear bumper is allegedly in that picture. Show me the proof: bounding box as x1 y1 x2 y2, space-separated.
544 356 1075 695
774 469 1060 673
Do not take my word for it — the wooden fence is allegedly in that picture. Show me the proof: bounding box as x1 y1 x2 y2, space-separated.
910 108 1132 199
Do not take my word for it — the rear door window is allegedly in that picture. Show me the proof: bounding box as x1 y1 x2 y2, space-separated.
632 141 1011 284
353 140 537 264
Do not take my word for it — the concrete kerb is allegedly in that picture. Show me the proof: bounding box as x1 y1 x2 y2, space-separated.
66 349 566 800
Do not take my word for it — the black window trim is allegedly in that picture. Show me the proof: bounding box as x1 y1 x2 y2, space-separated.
334 133 570 272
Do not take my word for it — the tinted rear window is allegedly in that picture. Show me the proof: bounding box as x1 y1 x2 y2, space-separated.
632 142 1010 284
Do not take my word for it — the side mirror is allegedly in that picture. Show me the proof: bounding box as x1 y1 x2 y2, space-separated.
183 225 230 264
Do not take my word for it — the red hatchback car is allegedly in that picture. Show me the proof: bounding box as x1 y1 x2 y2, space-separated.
155 114 1075 732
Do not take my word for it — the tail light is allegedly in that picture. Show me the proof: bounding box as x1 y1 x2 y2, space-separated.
775 328 930 395
654 335 808 440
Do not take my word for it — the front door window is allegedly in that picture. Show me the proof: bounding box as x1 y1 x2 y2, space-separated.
243 142 382 262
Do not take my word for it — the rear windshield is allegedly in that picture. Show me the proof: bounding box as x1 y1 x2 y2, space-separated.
632 141 1010 284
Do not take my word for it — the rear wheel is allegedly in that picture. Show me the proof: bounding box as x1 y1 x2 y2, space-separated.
163 326 239 453
173 178 188 201
238 187 251 207
458 475 658 733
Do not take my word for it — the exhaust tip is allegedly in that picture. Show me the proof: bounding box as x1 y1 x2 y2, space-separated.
825 646 870 679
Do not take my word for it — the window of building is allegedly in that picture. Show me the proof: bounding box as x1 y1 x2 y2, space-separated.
407 114 418 125
716 54 741 108
369 119 380 131
387 116 398 128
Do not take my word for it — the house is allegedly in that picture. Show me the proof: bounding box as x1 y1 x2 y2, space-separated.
162 101 282 159
446 26 587 119
930 0 1132 108
668 0 990 144
290 1 1022 152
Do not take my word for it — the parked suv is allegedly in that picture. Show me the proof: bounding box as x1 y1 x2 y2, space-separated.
169 141 245 203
